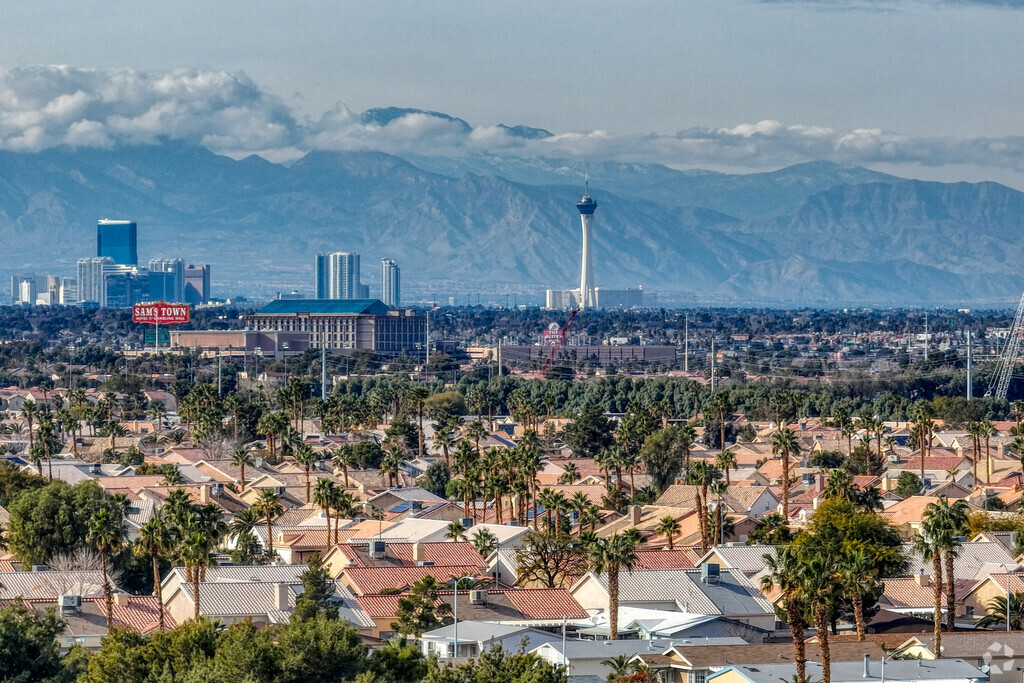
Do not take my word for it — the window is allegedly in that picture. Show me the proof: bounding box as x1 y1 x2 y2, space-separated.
966 606 975 617
688 671 707 683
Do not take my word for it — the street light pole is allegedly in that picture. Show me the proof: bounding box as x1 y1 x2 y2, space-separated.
452 575 471 658
1002 563 1011 632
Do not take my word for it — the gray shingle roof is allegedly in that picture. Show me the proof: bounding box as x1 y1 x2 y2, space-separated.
0 571 108 599
710 658 983 683
588 568 773 616
904 541 1018 579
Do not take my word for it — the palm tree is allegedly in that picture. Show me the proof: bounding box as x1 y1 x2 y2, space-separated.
180 530 212 620
230 507 262 538
601 654 633 682
924 496 969 632
801 553 839 683
253 489 284 559
1013 436 1024 483
560 462 580 485
470 528 499 556
313 477 337 550
977 593 1024 630
655 515 680 550
466 419 487 458
433 428 456 469
407 386 429 459
88 507 123 628
589 533 639 640
983 420 996 485
715 449 738 485
1013 400 1024 434
134 516 169 630
20 399 39 454
687 461 721 553
332 444 356 488
839 548 876 641
330 488 357 544
761 546 808 683
771 427 800 520
295 444 318 503
446 520 467 541
914 529 944 652
231 448 254 491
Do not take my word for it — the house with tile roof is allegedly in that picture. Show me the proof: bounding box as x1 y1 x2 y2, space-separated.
570 567 775 631
0 570 110 600
419 622 561 659
896 631 1024 683
8 595 173 649
707 658 985 683
322 541 485 577
339 565 488 595
163 576 374 630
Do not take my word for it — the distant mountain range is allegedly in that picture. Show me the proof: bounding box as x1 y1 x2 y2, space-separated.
1 130 1023 305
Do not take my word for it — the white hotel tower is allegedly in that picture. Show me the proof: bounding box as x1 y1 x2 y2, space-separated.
577 189 598 310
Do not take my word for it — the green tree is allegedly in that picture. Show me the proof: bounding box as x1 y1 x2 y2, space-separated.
747 512 793 545
771 427 799 520
80 627 150 683
7 480 108 565
761 546 808 683
275 615 370 683
895 471 923 498
208 620 282 683
655 515 681 550
638 424 694 492
562 406 615 459
923 496 970 633
419 462 451 498
421 643 566 683
0 598 67 682
292 553 338 622
254 489 284 558
391 576 453 636
134 515 170 631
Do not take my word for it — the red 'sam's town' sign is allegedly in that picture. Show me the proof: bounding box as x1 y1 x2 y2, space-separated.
132 302 191 325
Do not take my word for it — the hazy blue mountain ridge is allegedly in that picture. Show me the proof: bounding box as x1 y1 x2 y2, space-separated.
0 141 1021 305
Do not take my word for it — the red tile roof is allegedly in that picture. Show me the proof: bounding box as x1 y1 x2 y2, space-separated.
342 565 486 594
341 542 485 568
632 549 701 569
503 589 587 619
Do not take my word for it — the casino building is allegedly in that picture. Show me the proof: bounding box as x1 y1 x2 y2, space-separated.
242 299 425 355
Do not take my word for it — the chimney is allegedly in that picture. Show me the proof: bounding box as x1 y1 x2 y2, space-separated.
274 583 289 611
863 654 870 678
629 505 642 526
113 593 128 607
914 572 929 587
199 485 210 504
412 542 424 563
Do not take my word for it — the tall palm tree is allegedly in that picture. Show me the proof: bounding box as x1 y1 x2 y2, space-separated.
687 461 721 554
924 496 970 632
20 399 39 454
655 515 680 550
231 448 254 491
839 548 876 641
253 489 284 559
330 488 357 544
134 515 169 630
180 530 212 620
446 520 467 541
466 419 487 458
313 477 337 550
715 449 738 485
433 428 456 469
982 420 996 485
88 507 123 628
801 553 839 683
295 444 318 503
771 427 800 520
761 546 808 683
914 528 944 653
589 533 639 640
407 386 429 459
332 444 356 488
1012 436 1024 483
560 462 580 485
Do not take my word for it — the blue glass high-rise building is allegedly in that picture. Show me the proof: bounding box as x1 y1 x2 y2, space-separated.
97 219 138 265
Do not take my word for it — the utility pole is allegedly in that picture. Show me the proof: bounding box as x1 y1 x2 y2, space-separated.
321 344 327 401
924 313 929 362
217 348 222 396
710 338 716 394
967 330 973 400
684 313 689 373
425 308 430 366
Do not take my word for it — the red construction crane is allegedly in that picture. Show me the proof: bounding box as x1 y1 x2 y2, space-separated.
540 308 579 374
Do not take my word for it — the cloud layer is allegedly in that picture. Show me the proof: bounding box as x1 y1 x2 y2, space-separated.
4 65 1024 176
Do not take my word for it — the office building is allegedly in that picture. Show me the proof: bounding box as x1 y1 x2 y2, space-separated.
381 258 400 307
59 278 78 305
148 258 185 302
244 299 425 354
97 219 138 265
102 266 149 308
184 264 211 305
77 257 114 305
315 252 363 300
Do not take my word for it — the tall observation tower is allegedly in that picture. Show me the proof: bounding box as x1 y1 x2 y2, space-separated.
577 187 598 310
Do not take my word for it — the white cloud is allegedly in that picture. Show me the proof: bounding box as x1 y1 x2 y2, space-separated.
4 65 1024 178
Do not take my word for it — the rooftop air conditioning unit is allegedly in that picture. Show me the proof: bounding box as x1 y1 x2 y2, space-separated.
887 454 900 463
32 565 49 572
88 463 101 474
211 483 224 497
801 473 815 486
416 560 435 567
701 563 720 585
370 541 386 559
469 589 488 605
58 594 81 616
460 517 474 529
410 500 423 511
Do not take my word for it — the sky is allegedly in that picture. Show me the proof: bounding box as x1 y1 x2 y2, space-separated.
3 0 1024 185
